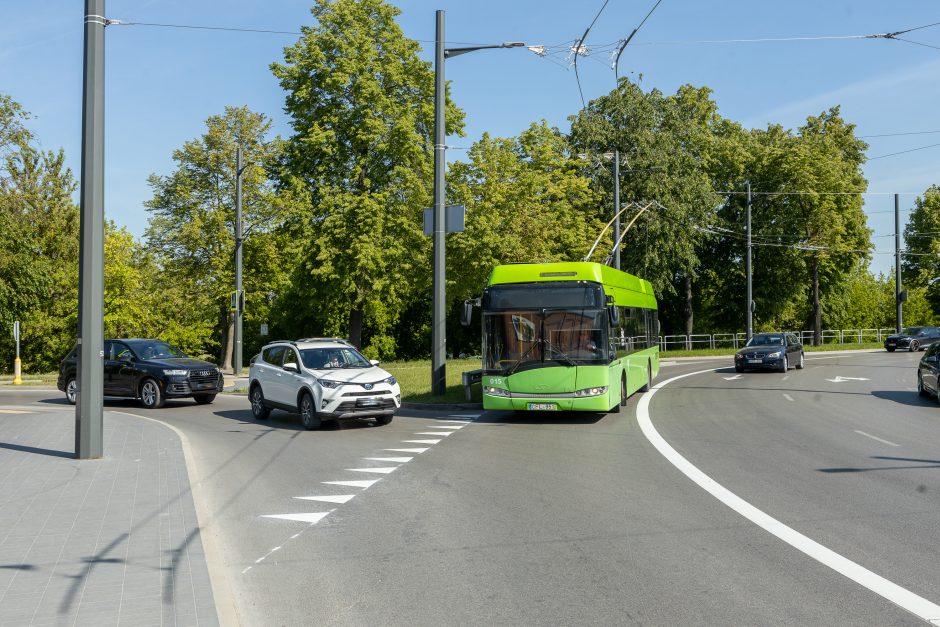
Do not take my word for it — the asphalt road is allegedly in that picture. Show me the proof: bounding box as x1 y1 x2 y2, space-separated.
7 349 940 625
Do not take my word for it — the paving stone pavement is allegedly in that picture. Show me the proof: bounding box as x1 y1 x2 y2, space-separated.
0 405 219 626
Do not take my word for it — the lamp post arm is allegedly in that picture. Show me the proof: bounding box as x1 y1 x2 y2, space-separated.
445 42 525 58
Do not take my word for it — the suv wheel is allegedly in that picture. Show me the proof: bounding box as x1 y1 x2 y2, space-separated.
65 377 77 405
250 385 270 420
374 415 393 426
299 392 321 430
140 378 165 409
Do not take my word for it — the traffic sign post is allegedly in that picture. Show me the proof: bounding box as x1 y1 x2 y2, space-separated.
12 321 21 385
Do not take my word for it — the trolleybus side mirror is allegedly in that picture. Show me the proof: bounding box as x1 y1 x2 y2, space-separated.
461 298 480 327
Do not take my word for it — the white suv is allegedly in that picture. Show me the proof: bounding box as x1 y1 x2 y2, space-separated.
248 338 401 430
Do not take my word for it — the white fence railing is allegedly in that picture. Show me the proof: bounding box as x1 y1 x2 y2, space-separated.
660 328 897 352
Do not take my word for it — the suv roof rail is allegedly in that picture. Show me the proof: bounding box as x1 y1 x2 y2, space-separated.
266 339 297 346
296 337 351 345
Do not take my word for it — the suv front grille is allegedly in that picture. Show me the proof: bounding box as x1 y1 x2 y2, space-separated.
188 369 219 386
342 390 392 397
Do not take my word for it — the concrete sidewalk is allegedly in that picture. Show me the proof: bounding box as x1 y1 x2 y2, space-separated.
0 406 220 626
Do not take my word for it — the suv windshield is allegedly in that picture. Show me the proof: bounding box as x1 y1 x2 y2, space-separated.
126 340 187 360
902 327 925 336
483 308 607 373
300 347 372 370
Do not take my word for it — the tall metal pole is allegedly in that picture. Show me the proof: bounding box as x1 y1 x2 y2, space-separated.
76 0 106 459
234 146 243 376
431 10 446 395
896 193 902 333
613 149 621 271
746 181 753 341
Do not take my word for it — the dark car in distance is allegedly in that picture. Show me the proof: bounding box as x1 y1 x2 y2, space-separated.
57 339 222 408
884 326 940 352
734 332 804 373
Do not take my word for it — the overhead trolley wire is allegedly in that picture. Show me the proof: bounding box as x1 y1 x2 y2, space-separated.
572 0 612 108
613 0 664 81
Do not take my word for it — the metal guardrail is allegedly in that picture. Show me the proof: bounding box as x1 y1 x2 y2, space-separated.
462 369 483 401
662 328 896 352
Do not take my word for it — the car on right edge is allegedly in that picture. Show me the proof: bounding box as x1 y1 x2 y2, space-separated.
248 338 401 430
884 326 940 352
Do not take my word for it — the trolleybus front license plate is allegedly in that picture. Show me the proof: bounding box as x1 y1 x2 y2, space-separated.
528 403 557 411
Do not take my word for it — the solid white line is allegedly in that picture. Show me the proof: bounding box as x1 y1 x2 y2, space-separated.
261 512 332 524
323 479 380 489
854 430 900 447
782 393 795 402
637 368 940 624
430 425 464 429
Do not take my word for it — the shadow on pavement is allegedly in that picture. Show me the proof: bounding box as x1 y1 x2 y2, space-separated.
818 456 940 473
211 408 379 432
870 390 937 407
0 441 74 459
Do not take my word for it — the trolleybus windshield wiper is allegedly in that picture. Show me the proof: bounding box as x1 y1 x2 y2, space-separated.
541 336 577 366
505 338 541 375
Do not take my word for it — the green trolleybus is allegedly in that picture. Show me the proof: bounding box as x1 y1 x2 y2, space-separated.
474 261 659 413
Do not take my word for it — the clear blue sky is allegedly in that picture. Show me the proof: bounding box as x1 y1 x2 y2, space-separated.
3 0 940 277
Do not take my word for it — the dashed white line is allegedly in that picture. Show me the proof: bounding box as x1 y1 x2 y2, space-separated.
415 431 451 436
403 439 441 444
261 512 332 524
365 457 413 463
347 467 398 474
294 495 356 504
384 447 429 453
854 430 900 447
429 425 464 429
638 368 940 624
323 479 381 489
782 393 795 402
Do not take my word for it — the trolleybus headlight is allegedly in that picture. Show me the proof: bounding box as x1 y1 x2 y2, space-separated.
484 386 511 397
574 386 608 397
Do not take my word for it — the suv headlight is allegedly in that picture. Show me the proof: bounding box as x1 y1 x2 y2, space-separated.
163 369 188 376
384 376 397 385
319 379 342 389
574 386 608 397
484 386 511 397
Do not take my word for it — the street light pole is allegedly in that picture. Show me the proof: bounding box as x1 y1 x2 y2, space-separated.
234 145 244 376
431 10 524 395
76 0 106 459
746 180 753 341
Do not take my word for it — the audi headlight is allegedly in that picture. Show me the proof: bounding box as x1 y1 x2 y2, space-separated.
384 376 397 386
574 386 609 397
484 386 511 397
319 379 342 389
163 369 188 376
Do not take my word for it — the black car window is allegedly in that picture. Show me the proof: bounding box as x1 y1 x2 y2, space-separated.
113 342 134 361
103 341 113 360
262 346 286 365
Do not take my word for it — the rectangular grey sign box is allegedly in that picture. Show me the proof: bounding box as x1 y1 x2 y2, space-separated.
423 204 465 235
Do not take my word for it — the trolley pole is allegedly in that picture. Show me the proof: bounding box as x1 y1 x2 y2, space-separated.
234 146 243 376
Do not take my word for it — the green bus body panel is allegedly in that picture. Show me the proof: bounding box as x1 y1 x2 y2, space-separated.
487 261 657 310
482 262 660 413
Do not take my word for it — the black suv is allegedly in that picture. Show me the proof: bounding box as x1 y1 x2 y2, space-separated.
57 339 222 408
884 326 940 352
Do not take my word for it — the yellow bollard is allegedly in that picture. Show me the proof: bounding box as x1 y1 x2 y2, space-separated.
13 357 22 385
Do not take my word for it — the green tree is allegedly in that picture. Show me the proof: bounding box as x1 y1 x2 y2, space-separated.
271 0 464 356
568 82 720 336
145 106 286 366
901 185 940 315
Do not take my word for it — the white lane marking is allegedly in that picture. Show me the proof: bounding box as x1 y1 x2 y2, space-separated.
826 376 870 383
346 467 397 474
415 431 451 436
854 431 900 447
430 425 464 429
294 495 356 504
782 393 795 402
782 375 789 381
637 368 940 624
383 448 429 453
447 414 479 419
242 566 252 574
723 374 742 381
323 479 380 488
261 512 331 524
0 409 32 414
365 457 413 463
403 439 441 444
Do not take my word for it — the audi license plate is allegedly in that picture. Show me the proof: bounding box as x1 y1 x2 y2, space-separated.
527 403 557 411
747 359 762 364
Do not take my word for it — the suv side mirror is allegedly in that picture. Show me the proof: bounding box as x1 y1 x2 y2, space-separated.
283 362 299 373
370 359 380 366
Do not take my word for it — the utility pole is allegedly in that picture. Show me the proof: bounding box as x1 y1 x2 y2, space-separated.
613 149 620 271
896 193 902 333
234 146 244 376
432 10 446 396
746 181 753 341
76 0 106 459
